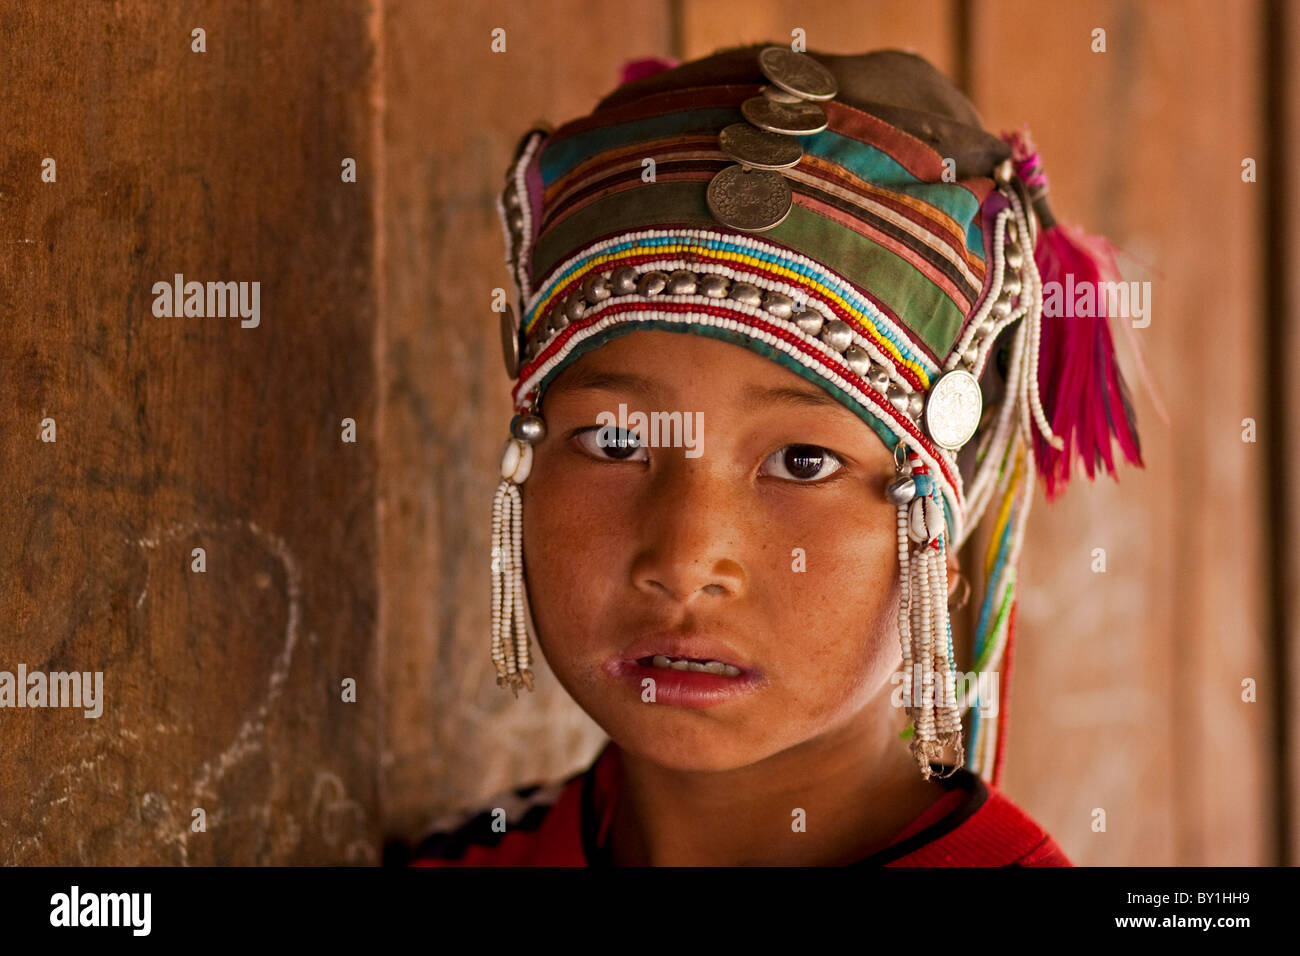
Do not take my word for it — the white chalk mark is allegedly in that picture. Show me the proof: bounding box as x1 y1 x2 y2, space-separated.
189 520 300 803
18 518 373 865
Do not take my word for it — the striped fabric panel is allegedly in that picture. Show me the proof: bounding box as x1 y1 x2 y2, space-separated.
540 134 721 231
536 85 989 234
526 92 995 361
538 142 985 317
537 84 759 178
800 103 993 255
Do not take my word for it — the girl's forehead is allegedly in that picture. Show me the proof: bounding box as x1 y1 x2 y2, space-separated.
560 329 792 383
547 335 823 414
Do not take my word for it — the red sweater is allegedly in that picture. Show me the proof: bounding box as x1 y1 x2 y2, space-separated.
409 741 1071 866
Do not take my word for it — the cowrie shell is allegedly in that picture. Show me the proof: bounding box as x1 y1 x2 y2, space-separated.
908 496 945 544
500 439 533 483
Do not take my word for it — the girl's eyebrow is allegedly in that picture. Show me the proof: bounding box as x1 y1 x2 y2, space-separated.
548 368 666 402
551 367 844 412
739 383 844 410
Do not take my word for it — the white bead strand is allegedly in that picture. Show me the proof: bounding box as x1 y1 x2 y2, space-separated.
509 481 534 692
897 502 914 711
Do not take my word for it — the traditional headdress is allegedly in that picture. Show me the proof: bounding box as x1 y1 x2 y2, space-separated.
488 44 1146 784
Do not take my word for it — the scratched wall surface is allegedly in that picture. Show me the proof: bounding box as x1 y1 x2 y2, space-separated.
0 2 380 863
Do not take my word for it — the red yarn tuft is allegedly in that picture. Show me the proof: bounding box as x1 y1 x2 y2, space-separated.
1001 125 1144 501
619 56 679 86
1032 223 1145 500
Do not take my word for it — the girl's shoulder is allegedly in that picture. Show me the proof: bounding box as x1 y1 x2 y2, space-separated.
878 767 1073 867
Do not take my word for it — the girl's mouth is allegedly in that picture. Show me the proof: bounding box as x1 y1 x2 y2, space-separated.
607 655 763 709
636 655 744 677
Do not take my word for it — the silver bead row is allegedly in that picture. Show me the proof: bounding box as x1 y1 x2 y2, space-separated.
498 129 547 308
947 188 1032 377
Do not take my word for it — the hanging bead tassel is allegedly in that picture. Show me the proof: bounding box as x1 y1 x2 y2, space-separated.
893 451 965 780
490 411 547 697
960 184 1058 780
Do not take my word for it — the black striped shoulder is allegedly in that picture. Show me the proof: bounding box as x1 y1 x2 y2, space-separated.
410 773 575 862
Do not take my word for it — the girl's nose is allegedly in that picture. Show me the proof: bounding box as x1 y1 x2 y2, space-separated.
629 464 748 605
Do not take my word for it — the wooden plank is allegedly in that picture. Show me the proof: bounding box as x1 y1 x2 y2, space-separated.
378 0 673 842
0 0 380 863
680 0 957 75
969 0 1269 864
1278 0 1300 866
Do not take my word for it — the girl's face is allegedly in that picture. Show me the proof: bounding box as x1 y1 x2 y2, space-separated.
522 329 911 772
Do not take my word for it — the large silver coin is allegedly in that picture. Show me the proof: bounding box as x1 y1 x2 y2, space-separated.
741 95 827 136
760 84 804 104
706 164 792 233
923 369 983 449
718 123 803 170
500 303 521 378
758 47 838 101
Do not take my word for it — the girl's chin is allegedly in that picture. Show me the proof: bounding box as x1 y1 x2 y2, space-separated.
604 713 770 773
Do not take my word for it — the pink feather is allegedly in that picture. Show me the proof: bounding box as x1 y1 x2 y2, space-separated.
619 56 679 86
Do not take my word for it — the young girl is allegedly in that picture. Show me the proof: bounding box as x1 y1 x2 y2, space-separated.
409 42 1143 866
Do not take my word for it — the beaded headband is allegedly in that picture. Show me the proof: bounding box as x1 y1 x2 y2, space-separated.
488 45 1144 783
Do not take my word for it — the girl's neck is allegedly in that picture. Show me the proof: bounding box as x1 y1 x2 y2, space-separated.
606 707 949 866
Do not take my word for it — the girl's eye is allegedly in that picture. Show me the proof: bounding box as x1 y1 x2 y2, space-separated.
573 426 649 462
760 443 844 483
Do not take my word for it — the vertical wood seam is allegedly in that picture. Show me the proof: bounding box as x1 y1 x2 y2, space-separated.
1261 0 1293 867
371 0 390 853
953 0 972 95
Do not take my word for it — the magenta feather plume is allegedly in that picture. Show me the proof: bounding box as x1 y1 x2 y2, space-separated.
1032 223 1144 500
1001 125 1144 501
619 56 679 86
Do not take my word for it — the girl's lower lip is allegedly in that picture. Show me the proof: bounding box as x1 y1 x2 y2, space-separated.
608 661 762 709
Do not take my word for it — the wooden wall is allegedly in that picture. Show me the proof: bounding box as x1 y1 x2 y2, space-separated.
970 0 1269 867
1 0 381 864
2 0 1293 865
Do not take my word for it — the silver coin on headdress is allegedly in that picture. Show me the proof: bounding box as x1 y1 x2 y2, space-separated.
718 123 803 170
758 47 838 101
923 369 983 449
740 96 828 136
759 84 804 105
500 303 520 378
706 164 792 233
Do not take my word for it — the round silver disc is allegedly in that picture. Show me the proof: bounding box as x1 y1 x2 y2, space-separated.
923 369 983 449
740 95 828 136
706 164 793 233
500 303 520 378
760 84 804 104
758 47 838 101
718 123 803 170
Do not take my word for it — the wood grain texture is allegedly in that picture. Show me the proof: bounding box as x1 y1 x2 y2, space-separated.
0 0 380 863
1280 0 1300 866
377 0 670 843
680 0 957 74
970 0 1269 864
